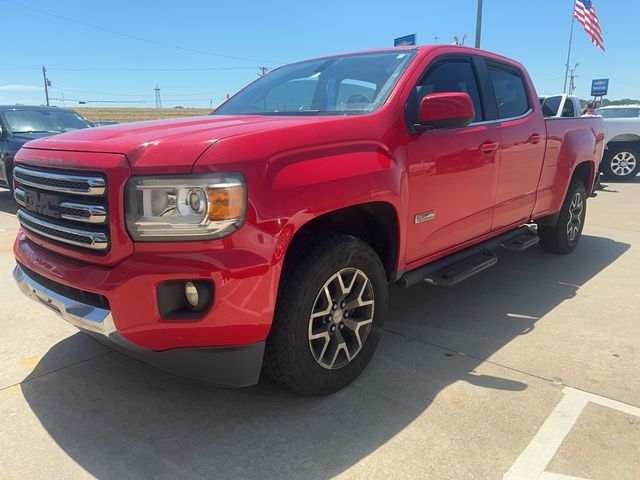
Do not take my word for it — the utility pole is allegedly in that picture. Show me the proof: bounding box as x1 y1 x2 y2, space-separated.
563 5 576 93
61 91 66 108
42 66 51 106
568 62 579 95
434 35 440 44
475 0 483 48
154 85 162 109
258 66 269 77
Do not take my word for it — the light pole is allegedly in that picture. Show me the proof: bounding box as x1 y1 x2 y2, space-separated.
475 0 483 48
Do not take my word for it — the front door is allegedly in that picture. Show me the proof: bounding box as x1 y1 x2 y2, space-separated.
405 57 500 263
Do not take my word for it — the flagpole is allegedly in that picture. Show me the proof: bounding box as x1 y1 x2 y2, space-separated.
563 2 576 93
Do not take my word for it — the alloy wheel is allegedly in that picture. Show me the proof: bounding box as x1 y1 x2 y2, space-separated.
610 151 637 177
308 268 374 370
566 191 584 243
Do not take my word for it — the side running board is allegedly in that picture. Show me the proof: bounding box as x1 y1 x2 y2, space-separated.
397 226 539 289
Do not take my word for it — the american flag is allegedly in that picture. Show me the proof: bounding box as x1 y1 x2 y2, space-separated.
574 0 605 51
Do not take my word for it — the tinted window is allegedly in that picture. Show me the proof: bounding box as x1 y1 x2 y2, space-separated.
413 61 483 123
215 51 416 116
541 96 562 117
488 66 530 119
562 99 575 117
595 108 640 118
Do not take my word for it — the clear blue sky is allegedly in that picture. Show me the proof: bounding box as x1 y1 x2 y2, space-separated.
1 0 638 108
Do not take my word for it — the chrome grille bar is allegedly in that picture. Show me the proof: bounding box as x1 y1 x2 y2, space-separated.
59 202 107 224
13 165 106 196
14 187 107 224
18 209 109 251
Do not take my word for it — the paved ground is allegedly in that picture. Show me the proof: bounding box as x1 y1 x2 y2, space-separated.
0 178 639 480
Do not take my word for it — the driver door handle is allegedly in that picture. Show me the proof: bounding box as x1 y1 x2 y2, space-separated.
529 133 543 144
479 141 500 153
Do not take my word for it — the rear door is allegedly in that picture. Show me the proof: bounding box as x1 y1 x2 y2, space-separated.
485 60 546 230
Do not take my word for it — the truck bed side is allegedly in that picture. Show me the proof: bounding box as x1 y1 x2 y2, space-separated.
532 117 604 221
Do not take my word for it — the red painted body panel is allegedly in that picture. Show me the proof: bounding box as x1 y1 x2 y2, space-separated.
13 45 604 353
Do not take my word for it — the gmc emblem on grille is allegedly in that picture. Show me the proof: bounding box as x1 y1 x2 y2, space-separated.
24 190 61 218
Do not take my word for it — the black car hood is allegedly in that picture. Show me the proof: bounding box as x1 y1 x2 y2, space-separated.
3 132 56 156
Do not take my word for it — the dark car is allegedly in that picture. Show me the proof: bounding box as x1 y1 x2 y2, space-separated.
0 105 92 190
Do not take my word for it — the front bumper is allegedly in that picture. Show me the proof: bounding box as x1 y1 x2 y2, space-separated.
13 262 265 387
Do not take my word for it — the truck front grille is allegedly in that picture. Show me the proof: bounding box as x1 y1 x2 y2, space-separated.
14 166 110 251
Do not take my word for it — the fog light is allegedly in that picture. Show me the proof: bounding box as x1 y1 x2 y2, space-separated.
185 281 199 308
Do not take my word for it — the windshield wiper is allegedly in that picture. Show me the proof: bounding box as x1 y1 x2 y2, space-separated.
12 130 60 134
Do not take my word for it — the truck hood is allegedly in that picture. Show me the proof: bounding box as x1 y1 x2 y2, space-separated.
20 115 324 174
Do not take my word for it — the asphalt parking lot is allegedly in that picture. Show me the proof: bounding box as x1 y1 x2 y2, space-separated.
0 179 639 480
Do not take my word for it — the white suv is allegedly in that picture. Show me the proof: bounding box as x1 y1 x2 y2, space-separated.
595 105 640 180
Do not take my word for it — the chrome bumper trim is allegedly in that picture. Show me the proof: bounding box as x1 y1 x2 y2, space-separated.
13 264 116 336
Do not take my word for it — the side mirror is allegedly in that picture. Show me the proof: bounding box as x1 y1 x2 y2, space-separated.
417 92 475 130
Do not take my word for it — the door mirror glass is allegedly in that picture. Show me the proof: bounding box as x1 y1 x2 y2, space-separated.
418 92 475 130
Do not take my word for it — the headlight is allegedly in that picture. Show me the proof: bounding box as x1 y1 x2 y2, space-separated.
125 173 246 241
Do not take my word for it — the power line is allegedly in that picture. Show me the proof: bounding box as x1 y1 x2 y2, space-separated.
48 86 245 98
0 66 259 72
1 0 284 65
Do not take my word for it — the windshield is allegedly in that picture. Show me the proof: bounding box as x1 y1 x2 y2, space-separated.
595 107 640 118
2 109 91 134
214 51 416 116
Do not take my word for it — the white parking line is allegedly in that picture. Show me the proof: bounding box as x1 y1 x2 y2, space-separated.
503 386 640 480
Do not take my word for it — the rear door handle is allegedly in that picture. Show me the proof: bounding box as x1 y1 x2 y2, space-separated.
479 141 500 153
529 133 542 144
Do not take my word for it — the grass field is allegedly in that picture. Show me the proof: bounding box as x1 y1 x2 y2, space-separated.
74 107 212 124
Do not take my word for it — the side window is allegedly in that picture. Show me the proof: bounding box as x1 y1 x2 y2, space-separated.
414 61 483 123
488 66 530 119
561 99 575 117
541 96 562 117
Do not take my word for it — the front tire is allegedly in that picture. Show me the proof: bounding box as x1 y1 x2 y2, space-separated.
602 143 640 180
539 179 587 254
264 233 388 395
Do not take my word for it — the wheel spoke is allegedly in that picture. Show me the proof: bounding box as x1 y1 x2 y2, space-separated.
310 286 333 319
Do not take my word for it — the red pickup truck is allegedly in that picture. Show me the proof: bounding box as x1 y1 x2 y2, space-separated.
12 45 603 395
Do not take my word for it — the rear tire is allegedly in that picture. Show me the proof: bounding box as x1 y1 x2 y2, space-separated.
601 143 640 180
539 179 587 254
264 232 388 395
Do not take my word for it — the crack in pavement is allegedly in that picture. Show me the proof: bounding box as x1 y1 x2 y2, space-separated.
0 350 112 393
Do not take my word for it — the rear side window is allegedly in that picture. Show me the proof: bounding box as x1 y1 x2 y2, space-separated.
541 96 562 117
561 99 575 117
414 61 483 123
488 66 530 119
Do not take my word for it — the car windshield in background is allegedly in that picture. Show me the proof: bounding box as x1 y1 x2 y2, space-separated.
2 109 91 134
214 51 416 116
595 107 640 118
